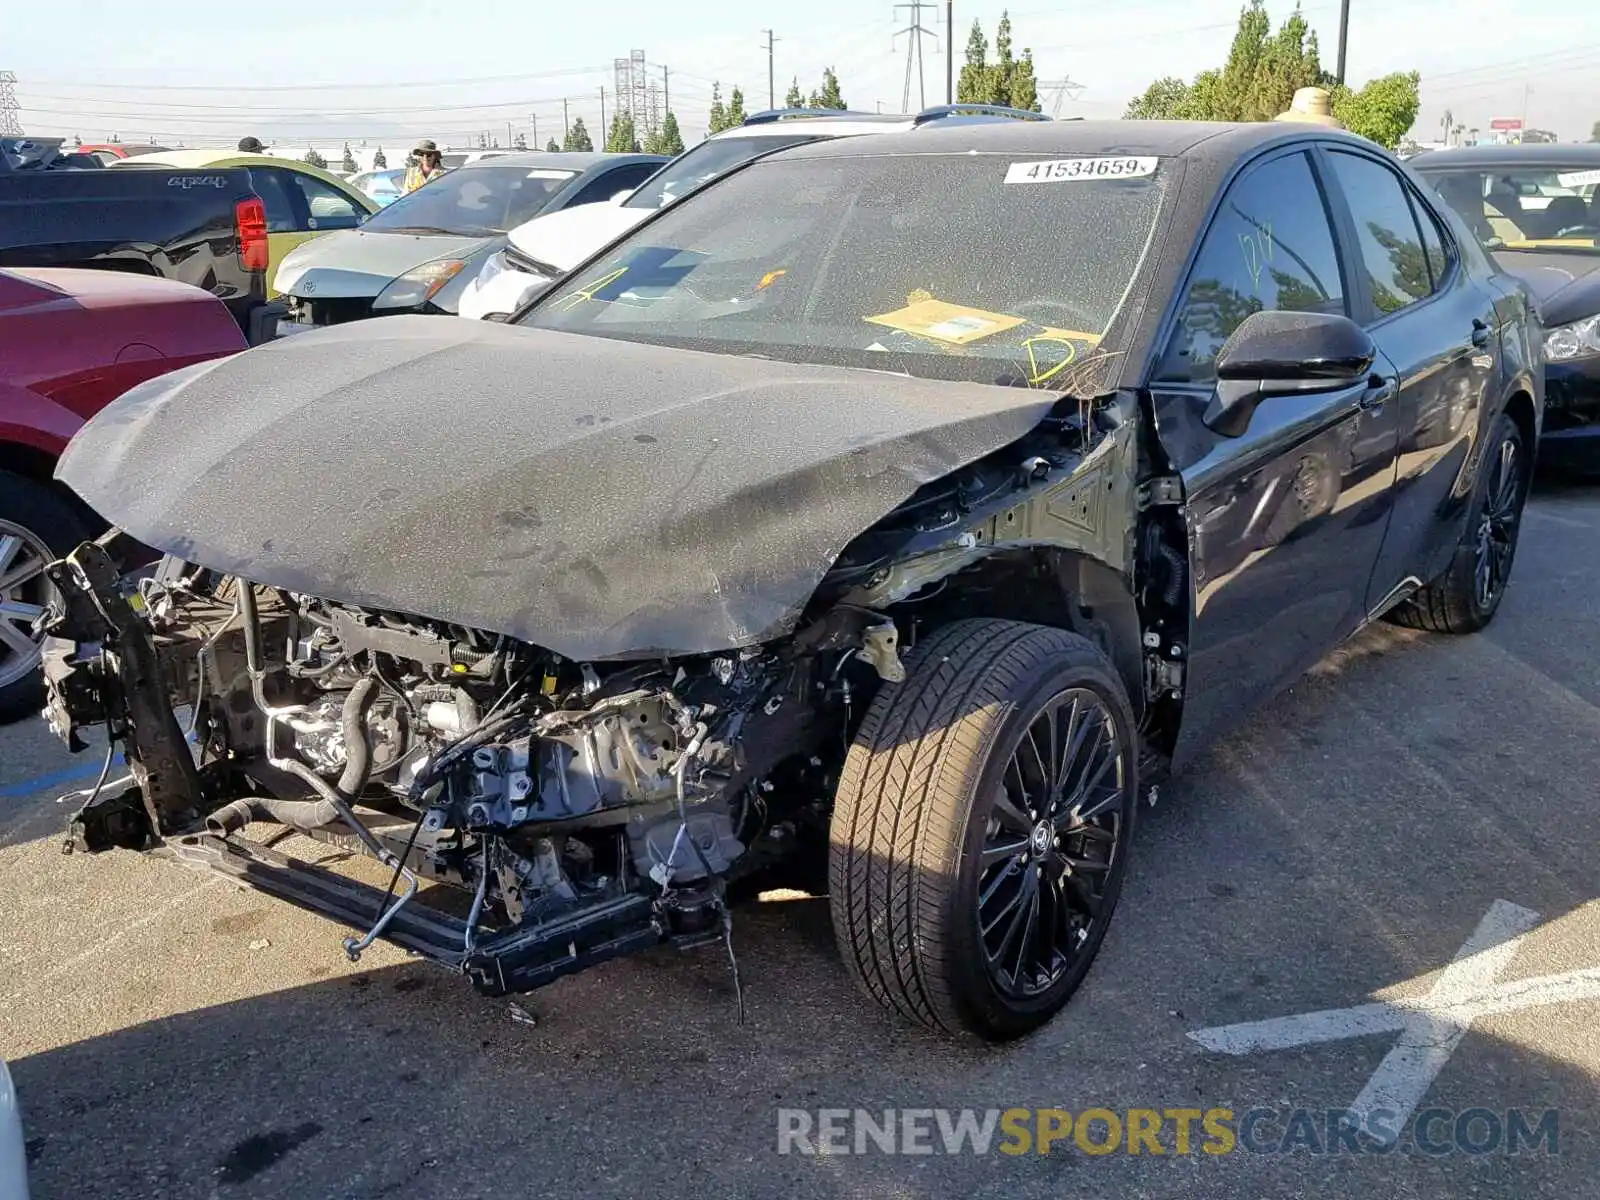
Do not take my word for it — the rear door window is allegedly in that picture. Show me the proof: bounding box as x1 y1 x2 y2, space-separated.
1325 151 1433 317
292 174 366 230
251 169 303 233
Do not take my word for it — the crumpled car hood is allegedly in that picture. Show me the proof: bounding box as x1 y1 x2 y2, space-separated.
56 317 1055 659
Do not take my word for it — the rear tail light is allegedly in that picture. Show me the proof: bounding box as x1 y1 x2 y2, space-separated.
235 197 269 273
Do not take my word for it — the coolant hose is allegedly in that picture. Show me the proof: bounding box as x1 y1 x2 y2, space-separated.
207 678 378 836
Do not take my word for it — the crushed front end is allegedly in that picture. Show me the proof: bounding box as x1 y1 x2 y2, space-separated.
39 541 876 999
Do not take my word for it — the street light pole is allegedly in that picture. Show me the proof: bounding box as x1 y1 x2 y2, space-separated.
762 30 779 109
1335 0 1350 85
947 1 954 104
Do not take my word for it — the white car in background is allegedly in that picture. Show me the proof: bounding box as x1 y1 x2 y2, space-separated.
1 1059 27 1199
348 167 406 208
457 103 1055 321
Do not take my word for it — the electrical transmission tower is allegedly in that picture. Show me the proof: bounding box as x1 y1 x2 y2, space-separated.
612 49 657 139
893 3 938 112
0 72 23 137
1039 76 1086 118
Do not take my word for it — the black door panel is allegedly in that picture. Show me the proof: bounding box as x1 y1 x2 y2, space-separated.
1319 148 1498 609
1164 371 1399 760
1153 148 1400 766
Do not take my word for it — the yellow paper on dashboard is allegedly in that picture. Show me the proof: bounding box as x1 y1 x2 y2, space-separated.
865 299 1026 346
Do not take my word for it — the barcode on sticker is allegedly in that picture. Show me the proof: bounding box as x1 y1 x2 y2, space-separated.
1005 157 1158 184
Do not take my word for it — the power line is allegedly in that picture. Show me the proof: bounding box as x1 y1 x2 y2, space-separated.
20 65 615 93
17 90 634 117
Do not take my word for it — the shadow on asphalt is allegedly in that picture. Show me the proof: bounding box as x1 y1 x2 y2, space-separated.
5 481 1597 1198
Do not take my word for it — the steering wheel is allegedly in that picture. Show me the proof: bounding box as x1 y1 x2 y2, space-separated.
1009 299 1098 336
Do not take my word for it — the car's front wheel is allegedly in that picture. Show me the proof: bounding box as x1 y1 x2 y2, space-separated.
0 471 90 724
828 618 1139 1041
1386 411 1530 634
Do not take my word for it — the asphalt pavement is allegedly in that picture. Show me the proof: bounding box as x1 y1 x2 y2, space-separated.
2 480 1598 1200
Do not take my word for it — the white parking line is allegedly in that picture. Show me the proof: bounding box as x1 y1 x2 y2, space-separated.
1188 900 1600 1145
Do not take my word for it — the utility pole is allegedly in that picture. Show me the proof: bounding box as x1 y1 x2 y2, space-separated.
600 86 607 139
1334 0 1350 85
946 1 954 104
663 65 670 116
563 98 570 141
761 30 779 109
532 113 538 148
894 3 938 112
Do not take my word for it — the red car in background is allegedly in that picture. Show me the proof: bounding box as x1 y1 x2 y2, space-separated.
0 267 245 720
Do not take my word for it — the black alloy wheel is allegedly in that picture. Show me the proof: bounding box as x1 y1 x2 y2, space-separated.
977 688 1127 1000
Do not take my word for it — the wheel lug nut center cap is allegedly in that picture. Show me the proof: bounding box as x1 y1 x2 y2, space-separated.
1030 821 1052 856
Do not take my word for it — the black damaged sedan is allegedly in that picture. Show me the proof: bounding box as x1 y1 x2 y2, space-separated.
39 121 1541 1041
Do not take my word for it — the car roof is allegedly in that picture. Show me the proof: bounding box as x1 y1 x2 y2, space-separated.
711 113 921 140
117 149 373 192
768 118 1373 164
1409 143 1600 171
457 151 670 172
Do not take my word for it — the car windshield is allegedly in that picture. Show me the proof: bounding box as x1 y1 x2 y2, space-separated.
363 165 577 235
1417 163 1600 253
525 150 1168 389
622 133 826 210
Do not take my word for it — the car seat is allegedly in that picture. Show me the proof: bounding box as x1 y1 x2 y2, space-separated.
1541 195 1590 238
1484 181 1528 242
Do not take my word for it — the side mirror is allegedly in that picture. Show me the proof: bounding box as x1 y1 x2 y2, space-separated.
1205 310 1376 437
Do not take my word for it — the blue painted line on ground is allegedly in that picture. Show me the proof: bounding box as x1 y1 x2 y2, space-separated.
0 755 126 800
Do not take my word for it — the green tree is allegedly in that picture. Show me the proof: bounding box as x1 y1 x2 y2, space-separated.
341 142 358 174
563 117 594 152
956 13 1041 110
728 86 749 127
303 146 328 169
957 20 994 104
605 112 639 153
1124 76 1192 120
513 132 528 150
657 111 685 155
1329 71 1420 149
808 67 846 110
546 138 560 152
372 145 387 169
1009 48 1041 112
708 83 729 134
785 77 805 108
1124 1 1419 148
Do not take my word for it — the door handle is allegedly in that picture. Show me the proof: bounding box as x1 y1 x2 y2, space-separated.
1358 376 1396 412
1471 318 1492 347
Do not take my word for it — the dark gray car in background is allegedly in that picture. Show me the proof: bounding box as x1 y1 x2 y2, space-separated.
272 151 667 331
1414 144 1600 470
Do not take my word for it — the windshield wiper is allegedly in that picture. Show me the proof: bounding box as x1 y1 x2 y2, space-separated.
376 225 458 236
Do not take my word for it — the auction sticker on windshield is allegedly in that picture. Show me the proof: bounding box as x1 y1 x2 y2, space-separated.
1556 168 1600 189
1005 157 1157 184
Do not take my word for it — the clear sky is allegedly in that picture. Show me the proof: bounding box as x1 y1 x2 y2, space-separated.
8 0 1597 150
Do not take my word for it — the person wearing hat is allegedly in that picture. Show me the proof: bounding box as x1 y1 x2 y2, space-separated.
237 136 266 153
404 140 446 193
